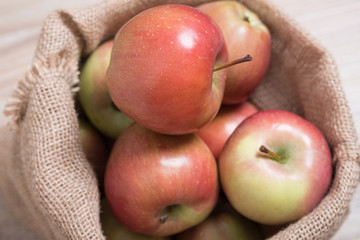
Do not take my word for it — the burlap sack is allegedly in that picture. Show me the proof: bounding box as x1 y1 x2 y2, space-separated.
0 0 359 239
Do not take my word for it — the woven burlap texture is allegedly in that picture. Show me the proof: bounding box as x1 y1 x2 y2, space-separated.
0 0 359 239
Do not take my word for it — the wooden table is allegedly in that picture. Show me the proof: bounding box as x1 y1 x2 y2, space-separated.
1 0 359 239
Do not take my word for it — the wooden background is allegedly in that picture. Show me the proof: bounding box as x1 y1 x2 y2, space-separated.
0 0 359 239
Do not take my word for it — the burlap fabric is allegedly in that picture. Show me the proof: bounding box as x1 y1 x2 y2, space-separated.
0 0 359 239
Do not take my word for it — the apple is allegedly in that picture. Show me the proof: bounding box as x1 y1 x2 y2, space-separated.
174 209 262 240
104 123 219 237
196 101 258 159
79 39 133 139
219 110 332 225
106 4 229 135
197 1 271 104
100 198 171 240
78 118 109 184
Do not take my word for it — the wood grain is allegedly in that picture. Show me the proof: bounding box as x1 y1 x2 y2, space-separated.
0 0 359 239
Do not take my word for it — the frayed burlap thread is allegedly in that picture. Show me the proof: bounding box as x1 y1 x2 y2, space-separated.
0 0 359 239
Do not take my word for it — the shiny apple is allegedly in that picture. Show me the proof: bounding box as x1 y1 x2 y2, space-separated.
197 1 271 104
106 4 228 134
219 110 332 225
104 123 219 237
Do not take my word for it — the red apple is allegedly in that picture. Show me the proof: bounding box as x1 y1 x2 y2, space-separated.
104 123 219 237
197 1 271 104
174 210 262 240
79 118 109 183
219 110 332 225
100 198 170 240
196 101 258 159
79 40 133 139
106 4 228 135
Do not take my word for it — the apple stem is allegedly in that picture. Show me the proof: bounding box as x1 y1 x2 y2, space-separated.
159 206 172 224
259 145 281 162
213 54 252 72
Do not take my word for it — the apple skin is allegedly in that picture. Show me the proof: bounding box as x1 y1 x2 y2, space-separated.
79 40 133 139
196 101 258 159
79 119 109 184
219 110 332 225
173 209 262 240
100 198 171 240
104 123 219 237
106 4 228 135
197 1 271 104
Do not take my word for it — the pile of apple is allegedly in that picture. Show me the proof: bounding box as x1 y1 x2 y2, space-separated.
77 2 333 239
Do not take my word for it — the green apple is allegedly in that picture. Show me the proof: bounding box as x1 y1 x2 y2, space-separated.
219 110 332 225
79 40 133 139
174 208 262 240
